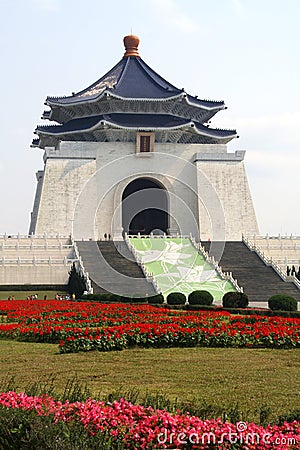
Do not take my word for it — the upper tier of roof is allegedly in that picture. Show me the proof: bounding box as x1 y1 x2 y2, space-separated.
45 35 225 114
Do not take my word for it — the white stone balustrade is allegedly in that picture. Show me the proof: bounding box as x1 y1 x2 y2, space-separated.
71 236 93 294
189 234 243 293
243 235 300 290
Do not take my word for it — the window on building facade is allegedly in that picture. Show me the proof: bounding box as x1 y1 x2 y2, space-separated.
136 132 154 154
140 135 151 152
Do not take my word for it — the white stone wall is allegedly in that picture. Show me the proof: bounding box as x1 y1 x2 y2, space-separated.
0 237 75 285
34 154 97 236
31 141 258 241
196 159 259 241
0 265 70 285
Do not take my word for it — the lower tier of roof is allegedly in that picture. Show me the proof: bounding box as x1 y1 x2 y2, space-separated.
32 131 236 149
31 127 238 149
33 113 237 148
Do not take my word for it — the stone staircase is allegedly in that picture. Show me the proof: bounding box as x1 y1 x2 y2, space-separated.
75 240 156 296
201 241 300 302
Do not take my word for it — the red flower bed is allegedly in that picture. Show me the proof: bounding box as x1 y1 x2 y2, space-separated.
0 300 299 352
0 391 299 449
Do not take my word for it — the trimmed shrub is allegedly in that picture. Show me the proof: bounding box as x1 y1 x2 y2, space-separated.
238 293 249 308
80 293 117 302
130 297 148 303
80 293 94 300
188 290 213 306
108 293 122 303
148 294 164 304
222 291 249 309
166 292 186 305
223 292 239 308
268 294 297 312
96 293 108 301
96 293 112 302
186 304 219 311
120 296 148 303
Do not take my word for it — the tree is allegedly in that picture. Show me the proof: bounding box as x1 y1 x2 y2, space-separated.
67 263 86 299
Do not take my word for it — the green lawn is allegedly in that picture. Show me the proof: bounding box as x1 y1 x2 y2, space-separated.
0 340 299 421
0 291 67 300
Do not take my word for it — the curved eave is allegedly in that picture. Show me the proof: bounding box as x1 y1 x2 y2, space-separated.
31 138 40 148
35 118 237 142
46 90 183 106
43 93 225 126
46 90 224 110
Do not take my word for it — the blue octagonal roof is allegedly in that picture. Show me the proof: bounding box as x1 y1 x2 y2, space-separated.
46 40 224 110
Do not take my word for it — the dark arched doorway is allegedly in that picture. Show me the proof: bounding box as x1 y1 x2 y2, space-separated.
122 178 169 235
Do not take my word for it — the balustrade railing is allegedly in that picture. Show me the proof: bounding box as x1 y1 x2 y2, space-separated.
126 232 191 239
0 243 73 250
0 233 70 240
0 257 77 265
247 233 300 240
189 234 243 293
71 235 93 294
243 235 300 290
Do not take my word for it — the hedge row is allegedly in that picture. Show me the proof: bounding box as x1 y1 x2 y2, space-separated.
80 291 299 314
81 293 164 304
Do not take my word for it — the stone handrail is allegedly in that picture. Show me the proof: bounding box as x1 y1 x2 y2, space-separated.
0 243 73 250
70 235 93 294
247 233 300 240
189 234 243 293
124 233 161 293
0 233 70 240
126 233 191 239
243 235 300 290
0 257 77 265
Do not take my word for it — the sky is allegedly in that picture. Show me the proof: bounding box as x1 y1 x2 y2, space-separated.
0 0 299 236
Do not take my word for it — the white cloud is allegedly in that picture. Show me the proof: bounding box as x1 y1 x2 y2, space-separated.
247 150 300 173
245 146 300 235
215 112 300 149
149 0 198 34
231 0 244 15
32 0 60 12
233 113 300 132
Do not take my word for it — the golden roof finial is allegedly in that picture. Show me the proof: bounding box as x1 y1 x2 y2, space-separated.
123 34 140 58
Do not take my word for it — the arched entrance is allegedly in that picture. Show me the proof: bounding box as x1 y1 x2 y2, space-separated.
122 178 169 235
